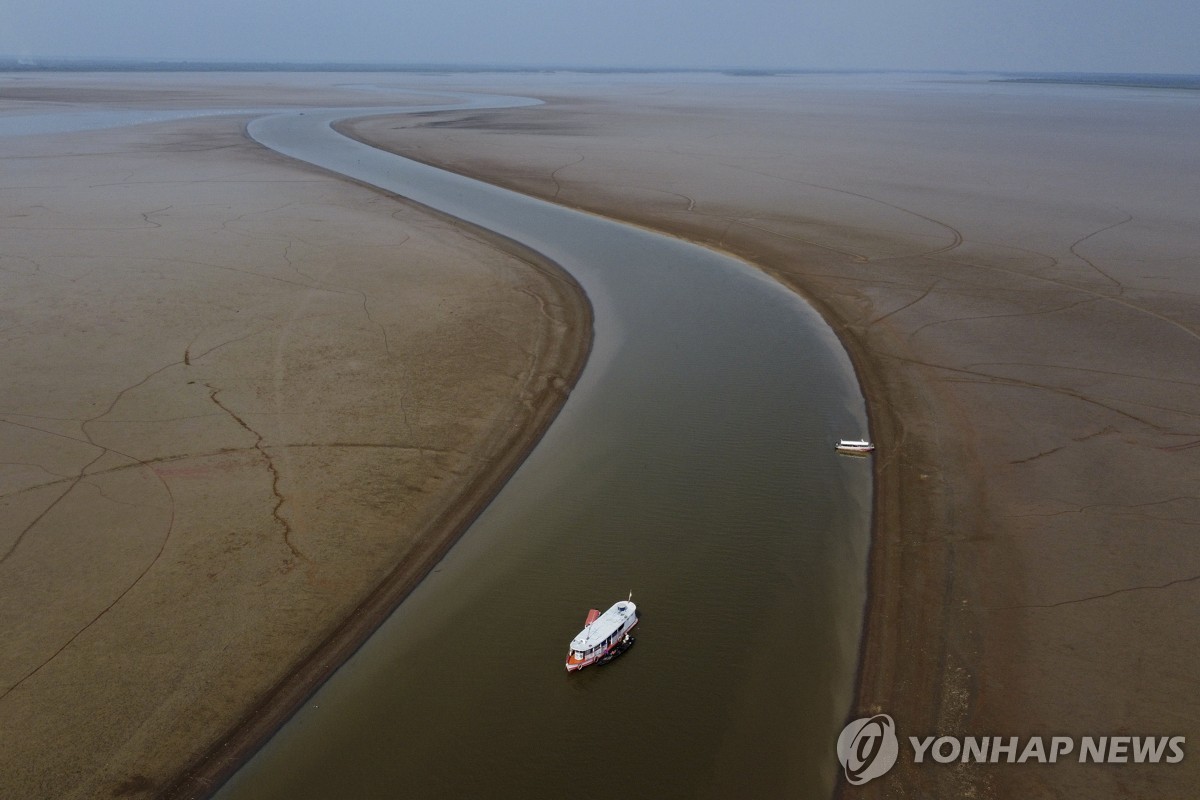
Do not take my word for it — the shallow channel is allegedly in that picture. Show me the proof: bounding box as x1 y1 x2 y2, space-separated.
213 93 872 799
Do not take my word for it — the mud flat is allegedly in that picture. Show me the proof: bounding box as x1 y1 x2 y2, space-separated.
347 72 1200 797
0 74 588 799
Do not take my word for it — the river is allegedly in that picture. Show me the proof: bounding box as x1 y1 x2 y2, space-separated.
208 92 874 798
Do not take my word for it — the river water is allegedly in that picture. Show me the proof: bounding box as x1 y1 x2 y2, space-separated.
181 94 874 798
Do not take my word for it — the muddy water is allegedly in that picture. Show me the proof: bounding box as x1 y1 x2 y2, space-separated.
214 97 871 798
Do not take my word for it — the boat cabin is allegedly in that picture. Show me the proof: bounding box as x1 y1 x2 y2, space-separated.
566 600 638 671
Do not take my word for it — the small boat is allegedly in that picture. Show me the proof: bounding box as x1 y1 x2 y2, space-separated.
566 597 638 672
597 634 635 665
836 438 875 454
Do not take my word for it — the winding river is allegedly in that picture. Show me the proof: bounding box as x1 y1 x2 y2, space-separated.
5 89 871 797
213 93 873 799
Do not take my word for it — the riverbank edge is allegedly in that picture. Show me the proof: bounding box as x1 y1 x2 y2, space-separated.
337 116 977 797
158 132 595 800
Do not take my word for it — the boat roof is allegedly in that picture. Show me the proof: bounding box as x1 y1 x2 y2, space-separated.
570 600 637 651
839 439 871 446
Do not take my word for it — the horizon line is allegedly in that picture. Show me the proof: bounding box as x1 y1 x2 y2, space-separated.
2 58 1199 80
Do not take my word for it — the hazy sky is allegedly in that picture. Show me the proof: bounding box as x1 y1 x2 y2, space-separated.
3 0 1199 73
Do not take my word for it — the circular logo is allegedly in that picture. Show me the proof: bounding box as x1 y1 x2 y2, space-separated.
837 714 899 785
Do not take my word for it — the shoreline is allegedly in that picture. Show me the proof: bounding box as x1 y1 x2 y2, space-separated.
160 169 594 799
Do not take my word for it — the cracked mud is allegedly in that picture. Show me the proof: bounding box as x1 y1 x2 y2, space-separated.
0 75 589 800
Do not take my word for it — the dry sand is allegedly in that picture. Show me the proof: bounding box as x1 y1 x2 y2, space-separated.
0 75 589 799
346 74 1200 797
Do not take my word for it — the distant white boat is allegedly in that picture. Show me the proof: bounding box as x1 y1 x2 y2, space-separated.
566 598 638 671
836 439 875 454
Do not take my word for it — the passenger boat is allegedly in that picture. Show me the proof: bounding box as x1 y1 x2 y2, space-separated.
566 598 638 672
836 438 875 454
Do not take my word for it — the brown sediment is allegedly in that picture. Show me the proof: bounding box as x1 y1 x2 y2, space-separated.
344 83 1200 798
0 75 591 800
5 74 1198 799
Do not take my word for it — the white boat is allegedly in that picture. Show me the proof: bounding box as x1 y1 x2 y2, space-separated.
836 438 875 454
566 598 638 672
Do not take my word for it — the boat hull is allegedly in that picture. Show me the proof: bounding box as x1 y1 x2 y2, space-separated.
565 620 639 671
